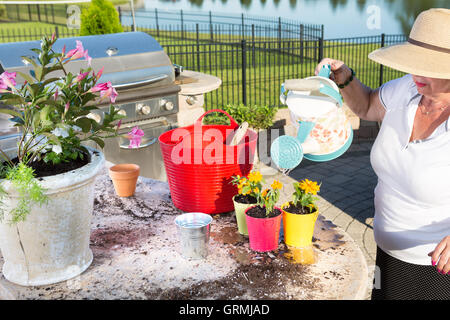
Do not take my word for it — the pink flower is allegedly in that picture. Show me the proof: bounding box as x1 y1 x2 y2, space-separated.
0 71 17 90
116 119 122 130
90 81 118 103
101 86 118 103
64 102 70 113
94 67 104 81
54 88 58 101
89 82 109 93
75 71 89 83
63 40 92 66
128 126 144 149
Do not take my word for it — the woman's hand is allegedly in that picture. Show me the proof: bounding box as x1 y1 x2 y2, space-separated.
428 236 450 274
315 58 352 86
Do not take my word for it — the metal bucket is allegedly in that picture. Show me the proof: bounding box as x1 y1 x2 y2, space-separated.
174 212 213 260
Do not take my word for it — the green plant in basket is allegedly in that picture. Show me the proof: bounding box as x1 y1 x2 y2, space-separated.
292 179 321 214
204 103 278 130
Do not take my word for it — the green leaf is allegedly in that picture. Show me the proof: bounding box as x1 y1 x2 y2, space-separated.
21 56 38 69
42 77 60 87
34 66 44 81
41 132 59 144
39 105 52 122
90 136 105 149
75 117 92 133
16 71 35 84
0 108 23 119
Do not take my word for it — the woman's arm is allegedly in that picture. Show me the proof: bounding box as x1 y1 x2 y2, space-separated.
315 58 386 122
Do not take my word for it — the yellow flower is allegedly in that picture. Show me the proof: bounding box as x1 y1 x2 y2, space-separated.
298 179 320 195
261 188 269 198
253 187 260 194
248 171 262 183
271 180 283 190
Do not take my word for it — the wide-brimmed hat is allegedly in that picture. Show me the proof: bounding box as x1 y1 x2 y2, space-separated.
368 8 450 79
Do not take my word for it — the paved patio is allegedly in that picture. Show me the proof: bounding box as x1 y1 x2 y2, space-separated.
257 139 377 299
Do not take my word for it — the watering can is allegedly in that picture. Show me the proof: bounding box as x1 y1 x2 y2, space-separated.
270 64 353 170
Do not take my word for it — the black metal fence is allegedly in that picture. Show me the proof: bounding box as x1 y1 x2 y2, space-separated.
164 34 406 109
118 8 323 43
0 3 71 25
0 16 406 110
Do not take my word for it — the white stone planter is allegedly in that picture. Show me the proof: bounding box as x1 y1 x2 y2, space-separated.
0 146 104 286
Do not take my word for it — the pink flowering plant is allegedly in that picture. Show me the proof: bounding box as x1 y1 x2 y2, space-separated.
0 34 125 166
0 34 127 222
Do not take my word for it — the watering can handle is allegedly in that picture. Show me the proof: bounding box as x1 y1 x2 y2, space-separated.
195 109 239 129
319 64 343 107
318 64 332 78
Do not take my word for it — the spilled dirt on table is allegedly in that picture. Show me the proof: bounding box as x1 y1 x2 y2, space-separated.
145 213 323 300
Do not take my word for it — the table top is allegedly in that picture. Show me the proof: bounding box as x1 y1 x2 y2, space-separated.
175 70 222 96
0 166 368 300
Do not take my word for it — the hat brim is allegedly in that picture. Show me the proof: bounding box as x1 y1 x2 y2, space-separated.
368 42 450 79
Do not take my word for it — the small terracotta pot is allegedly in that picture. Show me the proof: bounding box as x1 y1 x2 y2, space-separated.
108 164 140 197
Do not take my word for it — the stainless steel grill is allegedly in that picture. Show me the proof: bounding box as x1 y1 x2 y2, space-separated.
0 32 181 181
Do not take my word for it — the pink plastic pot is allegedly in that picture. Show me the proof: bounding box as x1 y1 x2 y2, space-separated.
245 206 282 252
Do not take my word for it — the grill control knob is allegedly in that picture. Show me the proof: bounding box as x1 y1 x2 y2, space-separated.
164 101 174 111
117 109 127 117
186 96 197 106
137 103 151 115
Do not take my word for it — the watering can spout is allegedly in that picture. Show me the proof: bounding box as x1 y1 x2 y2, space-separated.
297 121 315 144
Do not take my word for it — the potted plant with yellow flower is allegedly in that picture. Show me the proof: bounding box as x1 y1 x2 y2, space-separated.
231 170 264 236
282 179 321 252
244 180 283 252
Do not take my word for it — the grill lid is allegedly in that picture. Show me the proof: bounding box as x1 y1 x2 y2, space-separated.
0 32 176 90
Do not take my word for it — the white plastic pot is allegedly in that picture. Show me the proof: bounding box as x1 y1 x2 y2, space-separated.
0 146 104 286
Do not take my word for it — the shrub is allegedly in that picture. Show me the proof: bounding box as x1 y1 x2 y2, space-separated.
79 0 123 36
204 104 278 130
0 5 7 20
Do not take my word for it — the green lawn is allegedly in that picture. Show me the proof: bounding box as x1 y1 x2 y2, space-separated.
0 22 404 109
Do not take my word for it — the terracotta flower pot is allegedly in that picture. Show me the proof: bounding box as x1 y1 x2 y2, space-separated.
245 206 282 252
108 164 140 197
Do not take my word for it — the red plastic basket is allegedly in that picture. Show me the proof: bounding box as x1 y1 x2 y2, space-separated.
159 109 258 214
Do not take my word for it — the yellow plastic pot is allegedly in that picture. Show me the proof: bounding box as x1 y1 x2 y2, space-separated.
282 201 319 247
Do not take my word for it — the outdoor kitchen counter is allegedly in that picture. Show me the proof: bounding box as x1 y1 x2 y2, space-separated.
176 70 222 127
0 163 368 300
175 70 222 96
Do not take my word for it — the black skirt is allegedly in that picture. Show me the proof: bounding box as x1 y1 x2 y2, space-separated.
371 246 450 300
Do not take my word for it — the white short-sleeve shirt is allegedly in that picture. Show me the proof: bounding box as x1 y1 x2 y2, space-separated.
370 74 450 265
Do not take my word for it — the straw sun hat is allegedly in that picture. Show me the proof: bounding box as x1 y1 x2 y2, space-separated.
368 8 450 79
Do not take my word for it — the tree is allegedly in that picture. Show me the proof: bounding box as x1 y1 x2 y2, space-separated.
80 0 123 36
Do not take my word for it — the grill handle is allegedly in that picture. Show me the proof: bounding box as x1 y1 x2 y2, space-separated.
113 74 168 90
119 137 157 149
119 117 170 149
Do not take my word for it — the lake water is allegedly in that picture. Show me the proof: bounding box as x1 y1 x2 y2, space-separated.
138 0 449 38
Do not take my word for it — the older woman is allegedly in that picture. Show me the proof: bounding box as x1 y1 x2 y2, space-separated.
316 8 450 300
